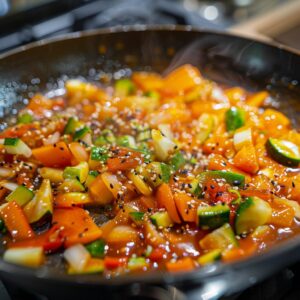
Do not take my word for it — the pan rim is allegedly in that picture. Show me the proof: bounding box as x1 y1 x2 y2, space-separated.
0 24 299 290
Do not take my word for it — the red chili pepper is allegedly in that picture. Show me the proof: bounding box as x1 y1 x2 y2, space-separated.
104 256 127 270
9 225 63 253
149 248 166 262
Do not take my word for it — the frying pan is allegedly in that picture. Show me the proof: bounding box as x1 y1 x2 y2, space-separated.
0 25 300 300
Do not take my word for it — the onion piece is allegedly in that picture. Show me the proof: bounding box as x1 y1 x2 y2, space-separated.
0 168 14 178
0 181 18 191
43 131 60 146
151 129 176 161
233 127 252 151
64 244 91 272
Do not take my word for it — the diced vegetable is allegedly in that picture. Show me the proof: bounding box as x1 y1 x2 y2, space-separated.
174 193 197 222
205 170 245 187
53 207 102 247
39 167 64 183
114 78 135 97
69 142 89 163
225 107 245 132
32 141 72 167
63 161 89 183
17 113 33 124
9 225 63 252
251 225 271 240
4 247 44 267
151 129 177 161
85 170 98 188
170 152 185 171
197 204 230 229
233 145 259 174
200 223 238 250
166 257 195 273
85 239 105 258
233 126 252 151
54 193 92 207
156 183 181 223
150 211 173 228
89 175 114 205
64 244 91 272
94 129 116 146
24 179 53 224
68 258 104 274
64 117 82 134
129 211 145 224
116 135 136 148
90 146 108 162
58 179 85 192
128 257 148 271
157 124 173 140
6 185 34 207
235 197 272 235
73 126 92 145
198 249 222 265
266 138 300 167
196 113 215 144
0 201 34 240
127 171 152 196
106 225 138 244
4 138 32 158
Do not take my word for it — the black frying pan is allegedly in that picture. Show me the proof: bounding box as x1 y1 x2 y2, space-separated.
0 26 300 300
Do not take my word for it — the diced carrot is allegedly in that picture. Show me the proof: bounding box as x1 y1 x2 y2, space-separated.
104 256 127 270
207 154 251 182
107 149 143 172
139 195 156 210
261 109 290 137
246 91 269 107
0 124 38 139
32 141 72 167
240 189 271 201
149 247 166 262
166 257 195 273
54 193 93 208
69 142 88 163
222 248 245 263
9 225 63 252
0 201 34 241
132 72 163 91
52 207 102 247
106 225 138 244
27 94 64 115
89 175 114 205
233 145 259 174
163 65 202 95
225 87 247 104
156 183 181 223
174 193 197 222
269 199 295 227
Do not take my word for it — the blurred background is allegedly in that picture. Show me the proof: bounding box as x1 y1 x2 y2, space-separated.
0 0 299 53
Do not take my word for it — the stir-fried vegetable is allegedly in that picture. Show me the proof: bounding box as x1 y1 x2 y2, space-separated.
0 64 299 276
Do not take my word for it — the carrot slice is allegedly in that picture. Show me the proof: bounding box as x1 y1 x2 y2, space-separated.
174 193 197 222
32 141 72 167
156 183 181 223
52 207 102 247
163 64 202 95
166 257 195 273
0 201 34 241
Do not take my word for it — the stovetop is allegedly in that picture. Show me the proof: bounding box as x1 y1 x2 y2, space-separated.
0 0 300 299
